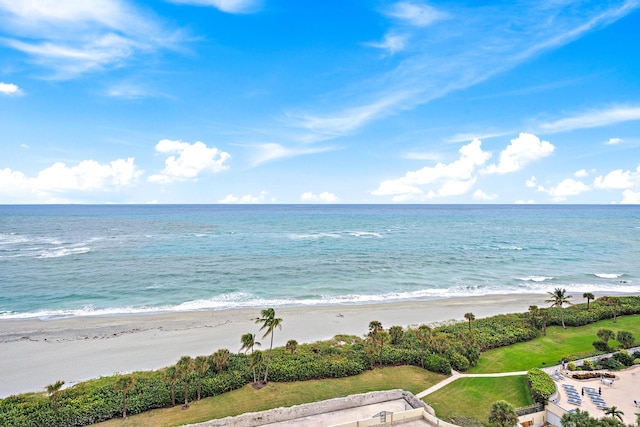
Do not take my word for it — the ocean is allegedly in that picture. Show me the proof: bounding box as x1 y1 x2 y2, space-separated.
1 204 639 319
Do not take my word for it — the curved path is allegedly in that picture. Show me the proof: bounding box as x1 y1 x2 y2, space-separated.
415 370 528 398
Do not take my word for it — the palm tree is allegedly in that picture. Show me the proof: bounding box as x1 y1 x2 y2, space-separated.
114 375 136 419
528 305 539 329
46 380 65 416
597 328 615 348
163 366 179 407
176 356 195 409
605 405 624 422
368 320 387 368
240 333 261 383
388 325 404 345
211 348 231 373
249 350 264 384
603 297 621 323
285 339 298 355
255 308 283 384
561 408 593 427
488 400 518 427
583 292 595 310
464 312 476 332
546 287 572 329
193 356 209 400
415 324 432 369
539 308 549 336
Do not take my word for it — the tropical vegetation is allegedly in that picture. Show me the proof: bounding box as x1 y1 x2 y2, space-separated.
1 297 640 426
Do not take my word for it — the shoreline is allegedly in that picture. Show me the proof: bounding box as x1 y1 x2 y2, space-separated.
0 292 633 398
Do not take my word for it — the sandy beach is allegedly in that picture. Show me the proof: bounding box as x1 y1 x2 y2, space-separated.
0 293 563 398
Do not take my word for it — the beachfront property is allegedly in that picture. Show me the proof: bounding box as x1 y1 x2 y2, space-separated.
186 355 640 427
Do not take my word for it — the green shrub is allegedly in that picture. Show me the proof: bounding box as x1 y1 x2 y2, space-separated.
449 351 470 371
592 340 610 352
424 354 451 375
567 361 576 371
527 368 555 404
613 350 634 366
598 357 625 370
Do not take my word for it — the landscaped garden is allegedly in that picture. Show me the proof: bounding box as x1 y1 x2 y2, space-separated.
2 294 639 427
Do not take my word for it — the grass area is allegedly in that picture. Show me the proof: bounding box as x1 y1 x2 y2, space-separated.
423 376 532 427
95 366 445 427
468 315 640 373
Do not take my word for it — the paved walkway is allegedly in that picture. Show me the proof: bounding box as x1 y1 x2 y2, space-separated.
415 370 528 398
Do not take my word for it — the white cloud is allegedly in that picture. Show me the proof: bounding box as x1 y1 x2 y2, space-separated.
525 176 537 188
218 191 269 204
168 0 260 13
472 189 497 201
300 192 339 203
0 82 22 95
514 199 536 204
0 0 181 78
366 33 407 54
148 139 230 183
606 137 623 145
621 190 640 204
373 138 490 199
483 133 554 174
384 1 449 27
537 178 590 201
574 169 588 178
0 158 142 199
539 106 640 133
593 169 634 190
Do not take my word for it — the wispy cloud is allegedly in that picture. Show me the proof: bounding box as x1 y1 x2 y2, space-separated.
539 106 640 133
365 33 408 55
168 0 261 14
383 1 449 27
0 0 183 78
285 1 639 143
248 143 336 166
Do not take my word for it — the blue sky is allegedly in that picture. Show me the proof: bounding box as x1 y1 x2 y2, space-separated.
1 0 640 204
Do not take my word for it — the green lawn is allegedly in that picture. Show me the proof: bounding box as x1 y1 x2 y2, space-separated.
95 366 446 427
423 376 532 427
468 315 640 373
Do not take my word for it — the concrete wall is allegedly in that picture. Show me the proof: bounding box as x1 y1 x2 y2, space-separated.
332 408 426 427
545 401 568 427
186 389 425 427
333 408 463 427
517 411 546 427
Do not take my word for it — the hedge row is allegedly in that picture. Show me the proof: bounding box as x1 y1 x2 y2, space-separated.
527 368 555 404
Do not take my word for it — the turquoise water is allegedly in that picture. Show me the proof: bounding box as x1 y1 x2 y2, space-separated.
1 204 639 319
